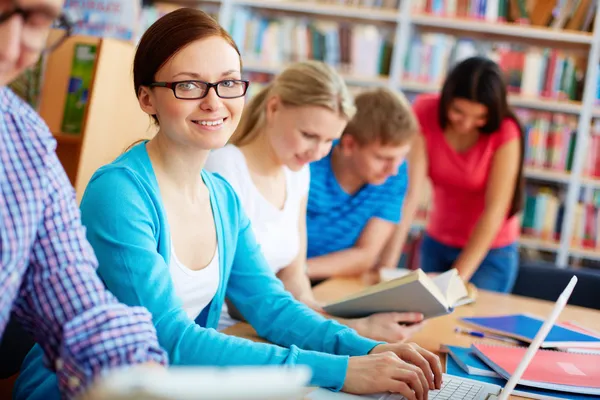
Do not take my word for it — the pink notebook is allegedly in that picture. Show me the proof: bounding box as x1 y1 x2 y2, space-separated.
472 343 600 395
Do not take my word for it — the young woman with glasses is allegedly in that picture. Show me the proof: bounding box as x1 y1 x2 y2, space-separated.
15 8 441 400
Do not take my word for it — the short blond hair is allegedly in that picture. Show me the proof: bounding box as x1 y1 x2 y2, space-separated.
343 87 418 146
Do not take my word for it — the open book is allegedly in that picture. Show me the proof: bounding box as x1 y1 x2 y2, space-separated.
323 269 474 319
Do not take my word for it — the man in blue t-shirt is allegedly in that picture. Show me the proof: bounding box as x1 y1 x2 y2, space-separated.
307 87 418 280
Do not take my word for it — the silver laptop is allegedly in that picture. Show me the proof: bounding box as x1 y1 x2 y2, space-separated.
309 275 578 400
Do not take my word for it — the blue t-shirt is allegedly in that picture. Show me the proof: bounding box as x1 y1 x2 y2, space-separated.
307 146 408 258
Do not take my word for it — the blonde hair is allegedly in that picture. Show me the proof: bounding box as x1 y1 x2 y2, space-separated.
343 87 418 146
230 60 355 146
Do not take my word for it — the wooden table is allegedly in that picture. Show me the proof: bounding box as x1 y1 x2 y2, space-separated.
225 273 600 399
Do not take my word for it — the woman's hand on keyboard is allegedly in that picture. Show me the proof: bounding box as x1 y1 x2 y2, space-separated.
369 343 442 391
342 352 427 400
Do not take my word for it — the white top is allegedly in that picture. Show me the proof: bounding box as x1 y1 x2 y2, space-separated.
205 144 310 274
170 244 220 321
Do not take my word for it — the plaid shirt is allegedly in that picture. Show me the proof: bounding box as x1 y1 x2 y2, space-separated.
0 87 168 398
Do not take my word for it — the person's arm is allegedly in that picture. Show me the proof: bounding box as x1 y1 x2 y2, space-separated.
224 191 386 386
378 134 429 269
276 195 319 307
306 218 397 279
452 137 521 280
10 150 167 400
79 169 355 391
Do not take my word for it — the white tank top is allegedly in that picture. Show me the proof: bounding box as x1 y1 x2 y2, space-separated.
169 244 220 321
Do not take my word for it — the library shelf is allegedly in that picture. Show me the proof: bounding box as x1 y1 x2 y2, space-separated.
580 176 600 188
509 95 583 115
411 14 594 45
519 235 560 253
243 61 391 86
569 245 600 261
400 80 584 114
233 0 400 21
524 168 571 184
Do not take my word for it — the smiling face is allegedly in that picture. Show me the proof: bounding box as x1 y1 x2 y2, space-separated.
446 98 488 136
137 36 244 150
0 0 64 86
265 97 348 171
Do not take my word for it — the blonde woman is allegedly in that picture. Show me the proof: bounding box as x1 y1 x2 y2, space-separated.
205 62 423 343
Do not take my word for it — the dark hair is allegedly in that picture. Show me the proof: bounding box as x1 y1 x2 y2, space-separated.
133 8 241 124
439 56 525 217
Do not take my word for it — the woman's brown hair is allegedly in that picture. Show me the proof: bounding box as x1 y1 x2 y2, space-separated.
133 8 241 124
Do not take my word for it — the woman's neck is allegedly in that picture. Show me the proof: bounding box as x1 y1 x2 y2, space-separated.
444 126 480 153
146 132 209 199
239 130 284 178
330 146 364 195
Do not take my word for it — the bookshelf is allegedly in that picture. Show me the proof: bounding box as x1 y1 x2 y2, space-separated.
155 0 600 266
39 33 156 203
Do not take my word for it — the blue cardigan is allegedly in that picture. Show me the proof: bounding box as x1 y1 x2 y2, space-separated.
14 143 380 400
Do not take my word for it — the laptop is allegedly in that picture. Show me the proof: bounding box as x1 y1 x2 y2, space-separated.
89 365 312 400
308 275 579 400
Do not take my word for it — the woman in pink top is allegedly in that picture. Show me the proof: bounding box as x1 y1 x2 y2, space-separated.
381 57 524 292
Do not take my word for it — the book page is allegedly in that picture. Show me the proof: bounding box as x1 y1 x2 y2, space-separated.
431 270 469 307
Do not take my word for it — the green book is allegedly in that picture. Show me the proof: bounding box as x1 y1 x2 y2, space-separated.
61 43 97 135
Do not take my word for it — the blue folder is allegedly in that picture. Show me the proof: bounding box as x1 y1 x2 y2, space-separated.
460 314 600 348
446 353 599 399
443 345 500 377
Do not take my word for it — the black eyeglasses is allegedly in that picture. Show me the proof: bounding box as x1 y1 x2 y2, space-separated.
0 4 73 52
149 80 250 100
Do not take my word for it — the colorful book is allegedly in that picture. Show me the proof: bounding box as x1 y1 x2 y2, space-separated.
472 343 600 395
446 352 598 399
461 314 600 349
441 345 501 377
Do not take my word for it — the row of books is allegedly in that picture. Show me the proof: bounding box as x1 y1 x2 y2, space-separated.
404 33 584 101
317 0 401 10
518 110 578 173
520 111 600 180
412 0 596 31
230 9 394 77
522 186 563 242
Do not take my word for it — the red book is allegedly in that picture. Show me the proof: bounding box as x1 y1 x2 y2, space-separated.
473 343 600 395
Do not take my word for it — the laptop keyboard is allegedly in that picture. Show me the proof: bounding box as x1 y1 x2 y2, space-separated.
379 377 485 400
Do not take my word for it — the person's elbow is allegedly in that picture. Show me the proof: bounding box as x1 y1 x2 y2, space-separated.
482 203 511 230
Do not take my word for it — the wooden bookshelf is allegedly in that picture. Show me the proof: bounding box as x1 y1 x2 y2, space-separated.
234 0 399 20
411 14 594 45
39 33 157 203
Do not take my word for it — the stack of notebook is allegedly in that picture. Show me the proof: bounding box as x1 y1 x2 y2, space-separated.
442 313 600 399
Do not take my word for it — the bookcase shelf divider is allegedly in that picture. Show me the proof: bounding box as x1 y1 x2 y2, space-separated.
556 3 600 267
